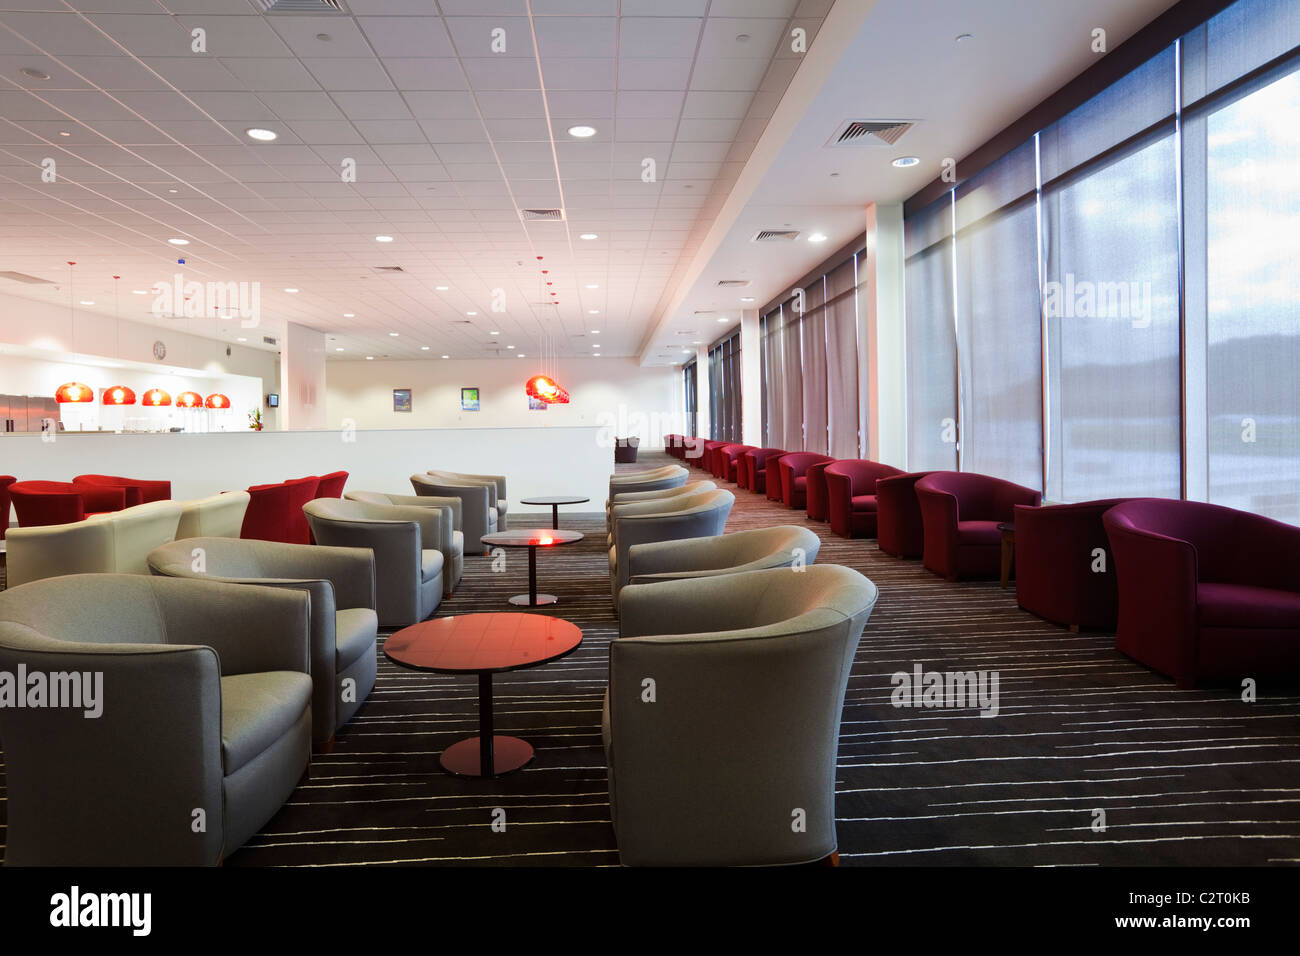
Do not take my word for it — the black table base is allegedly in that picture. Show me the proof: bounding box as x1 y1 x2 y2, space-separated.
440 672 535 778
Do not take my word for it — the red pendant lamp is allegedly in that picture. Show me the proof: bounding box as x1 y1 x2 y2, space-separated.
525 374 570 405
102 386 137 405
176 391 204 408
204 393 231 409
142 388 172 407
55 382 94 403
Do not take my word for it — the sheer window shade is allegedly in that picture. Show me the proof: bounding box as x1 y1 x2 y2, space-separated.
904 197 959 470
826 256 862 458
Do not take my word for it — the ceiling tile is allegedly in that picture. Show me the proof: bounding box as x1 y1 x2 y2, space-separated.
618 18 701 59
356 16 455 58
219 57 322 92
384 58 466 91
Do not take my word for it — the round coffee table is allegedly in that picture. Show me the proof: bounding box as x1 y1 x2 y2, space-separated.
519 495 590 530
480 528 583 607
384 612 583 778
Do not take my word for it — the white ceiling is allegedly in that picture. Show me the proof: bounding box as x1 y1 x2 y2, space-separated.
0 0 827 361
641 0 1181 365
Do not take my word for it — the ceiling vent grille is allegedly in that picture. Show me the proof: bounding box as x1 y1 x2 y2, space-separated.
262 335 278 346
715 279 751 288
752 230 800 242
371 265 404 273
0 270 54 284
692 310 716 316
253 0 346 13
520 208 564 220
829 120 915 147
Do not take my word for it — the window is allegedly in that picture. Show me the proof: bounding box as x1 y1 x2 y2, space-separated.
708 333 742 443
683 360 698 439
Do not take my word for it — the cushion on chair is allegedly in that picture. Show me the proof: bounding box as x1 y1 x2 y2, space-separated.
1198 583 1300 630
220 671 313 774
850 495 878 512
957 520 1003 547
420 549 444 583
335 607 379 671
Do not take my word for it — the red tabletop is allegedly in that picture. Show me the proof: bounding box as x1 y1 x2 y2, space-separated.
384 612 583 674
480 528 583 547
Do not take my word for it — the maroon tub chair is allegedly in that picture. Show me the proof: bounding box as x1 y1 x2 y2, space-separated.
311 470 349 498
241 476 320 545
1 475 17 538
700 440 727 473
765 454 788 501
74 473 171 505
824 460 906 539
743 449 785 498
8 480 127 527
718 444 755 485
914 472 1041 580
804 460 836 522
777 452 833 510
876 472 935 558
1014 498 1135 631
1103 499 1300 688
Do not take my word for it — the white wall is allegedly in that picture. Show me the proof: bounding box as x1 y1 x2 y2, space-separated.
740 309 762 446
325 356 681 441
2 426 614 520
279 321 327 430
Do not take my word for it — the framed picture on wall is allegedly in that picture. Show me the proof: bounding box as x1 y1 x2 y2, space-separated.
461 387 480 411
393 388 412 412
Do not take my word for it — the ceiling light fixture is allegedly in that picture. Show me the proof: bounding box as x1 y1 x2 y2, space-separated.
58 130 70 137
335 347 344 352
245 128 277 142
579 233 598 240
375 235 394 242
588 309 599 314
343 312 354 317
808 233 828 243
365 355 374 360
586 283 599 289
591 330 600 334
490 330 500 335
79 300 94 305
467 310 478 316
956 33 974 42
421 345 430 350
717 317 728 323
435 285 449 290
167 237 189 245
506 345 515 350
284 287 298 293
567 125 596 138
20 67 50 80
892 156 921 168
740 296 755 302
131 289 147 295
389 332 399 337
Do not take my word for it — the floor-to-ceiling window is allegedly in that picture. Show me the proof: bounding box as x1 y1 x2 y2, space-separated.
708 333 742 443
682 360 698 439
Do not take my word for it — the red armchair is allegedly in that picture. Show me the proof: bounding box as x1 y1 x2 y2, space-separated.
876 472 934 558
241 477 320 545
824 460 906 538
1 475 16 539
311 471 349 498
914 472 1041 580
742 449 784 498
697 440 726 473
804 460 836 522
8 480 127 527
1014 498 1135 631
74 474 171 505
718 444 755 485
777 452 833 510
764 453 788 501
1103 499 1300 688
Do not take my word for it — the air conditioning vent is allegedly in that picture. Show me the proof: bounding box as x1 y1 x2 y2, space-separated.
0 270 54 284
828 119 915 147
371 266 404 273
715 279 751 288
520 208 564 221
253 0 346 12
675 330 699 335
262 335 278 346
753 230 800 242
692 310 716 316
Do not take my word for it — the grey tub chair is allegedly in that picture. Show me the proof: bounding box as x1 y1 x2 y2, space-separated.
606 564 879 866
0 573 312 866
411 473 497 555
605 479 717 524
303 498 443 627
627 525 821 589
148 537 378 749
608 488 734 606
176 490 250 539
429 470 507 530
608 465 688 498
347 490 463 595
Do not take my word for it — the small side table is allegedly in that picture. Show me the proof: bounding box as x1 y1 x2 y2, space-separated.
481 528 583 607
518 495 590 530
997 521 1015 590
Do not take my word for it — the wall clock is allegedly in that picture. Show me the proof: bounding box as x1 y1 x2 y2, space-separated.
153 340 167 360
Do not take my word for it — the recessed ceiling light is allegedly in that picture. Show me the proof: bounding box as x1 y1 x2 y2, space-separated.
219 313 234 320
167 237 189 245
375 235 394 242
441 354 450 359
79 300 94 305
692 340 702 345
389 332 399 337
335 347 344 352
592 343 600 348
588 309 600 314
717 317 728 323
517 354 525 358
421 345 430 350
586 283 599 289
467 310 478 316
315 32 332 42
435 285 449 290
892 156 921 168
131 289 148 295
735 33 750 43
237 337 247 342
58 130 70 137
506 345 515 350
593 352 601 357
956 33 974 42
365 355 374 360
579 233 598 240
740 296 755 302
20 67 50 80
567 125 596 138
490 330 500 335
591 330 600 334
808 233 828 243
284 287 298 293
245 128 277 142
343 312 354 317
168 188 178 194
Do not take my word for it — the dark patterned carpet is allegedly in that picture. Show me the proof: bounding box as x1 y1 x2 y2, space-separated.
2 452 1298 866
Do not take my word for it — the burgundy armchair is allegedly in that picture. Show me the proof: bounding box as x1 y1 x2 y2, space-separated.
311 471 349 498
876 472 933 558
8 480 127 527
743 449 785 498
777 453 834 510
915 472 1041 580
699 440 728 473
718 444 755 485
765 454 788 501
1 475 15 539
73 474 171 505
804 460 836 522
824 460 906 538
241 477 320 545
1103 499 1300 688
1014 498 1135 631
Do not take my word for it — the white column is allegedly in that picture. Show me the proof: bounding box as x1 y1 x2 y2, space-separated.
740 308 761 446
694 343 711 439
279 321 328 430
864 202 907 467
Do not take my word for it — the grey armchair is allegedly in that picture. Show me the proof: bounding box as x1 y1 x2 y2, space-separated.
606 479 717 518
176 490 250 539
0 573 312 866
607 564 879 866
608 465 688 497
608 488 734 606
429 469 507 531
411 473 497 555
627 525 821 590
347 490 463 595
303 498 443 627
148 537 378 749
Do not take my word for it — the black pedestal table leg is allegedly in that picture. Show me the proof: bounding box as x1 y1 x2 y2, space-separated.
551 504 559 529
479 672 494 774
528 544 538 606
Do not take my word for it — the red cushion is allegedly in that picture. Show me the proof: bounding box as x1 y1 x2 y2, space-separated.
850 494 878 512
957 520 1003 547
311 471 348 499
242 482 295 543
1199 583 1300 630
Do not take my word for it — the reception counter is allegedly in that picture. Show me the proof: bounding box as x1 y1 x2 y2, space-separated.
0 426 614 519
